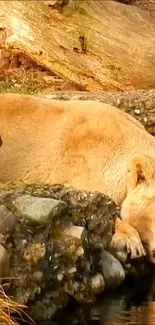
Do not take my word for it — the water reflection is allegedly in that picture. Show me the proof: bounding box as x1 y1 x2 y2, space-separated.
53 275 155 325
88 299 155 325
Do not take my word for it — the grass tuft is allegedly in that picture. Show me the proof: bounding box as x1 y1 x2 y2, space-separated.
0 283 34 325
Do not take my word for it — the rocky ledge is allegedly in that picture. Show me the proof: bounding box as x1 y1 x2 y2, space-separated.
0 183 152 321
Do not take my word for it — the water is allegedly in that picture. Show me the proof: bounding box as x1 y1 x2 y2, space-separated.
51 275 155 325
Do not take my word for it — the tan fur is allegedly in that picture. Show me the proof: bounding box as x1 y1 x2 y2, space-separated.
1 93 155 262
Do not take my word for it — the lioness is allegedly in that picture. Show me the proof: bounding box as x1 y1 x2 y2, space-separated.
0 93 155 262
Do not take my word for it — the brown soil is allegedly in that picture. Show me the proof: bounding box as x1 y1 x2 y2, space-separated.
0 52 79 95
0 26 79 94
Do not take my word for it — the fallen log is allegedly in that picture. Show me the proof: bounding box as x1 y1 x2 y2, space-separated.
1 1 155 91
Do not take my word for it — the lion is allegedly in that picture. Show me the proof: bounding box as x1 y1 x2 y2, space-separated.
0 93 155 262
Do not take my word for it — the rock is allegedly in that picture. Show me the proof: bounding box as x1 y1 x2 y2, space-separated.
100 251 125 288
90 273 105 294
24 243 46 265
63 225 86 241
60 225 87 257
55 187 119 251
0 184 121 320
75 246 84 257
57 273 64 281
0 244 8 277
0 205 17 234
31 300 57 320
11 194 67 225
0 183 152 322
68 267 77 274
33 271 44 282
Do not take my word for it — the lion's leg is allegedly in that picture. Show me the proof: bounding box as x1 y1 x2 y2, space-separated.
110 217 146 263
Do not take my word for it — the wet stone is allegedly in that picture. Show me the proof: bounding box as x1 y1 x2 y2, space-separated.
69 267 77 274
75 246 84 257
0 244 8 277
0 184 126 320
90 273 105 294
100 251 125 288
11 194 67 225
33 271 44 282
64 225 86 241
0 205 17 234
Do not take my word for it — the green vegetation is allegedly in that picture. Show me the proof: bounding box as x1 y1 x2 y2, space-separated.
0 82 38 95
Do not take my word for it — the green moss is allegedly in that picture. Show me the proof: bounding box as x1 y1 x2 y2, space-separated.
0 82 39 95
71 212 81 223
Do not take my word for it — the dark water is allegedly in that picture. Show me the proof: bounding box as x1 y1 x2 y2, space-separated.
48 276 155 325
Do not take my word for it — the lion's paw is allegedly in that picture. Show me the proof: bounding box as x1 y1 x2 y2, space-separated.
109 225 146 263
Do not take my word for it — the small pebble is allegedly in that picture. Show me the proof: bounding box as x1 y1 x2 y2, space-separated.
33 271 43 281
64 225 86 240
57 273 64 281
134 108 141 115
76 246 84 257
90 273 105 294
69 267 77 274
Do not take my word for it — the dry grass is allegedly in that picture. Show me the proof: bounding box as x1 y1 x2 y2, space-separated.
0 283 34 325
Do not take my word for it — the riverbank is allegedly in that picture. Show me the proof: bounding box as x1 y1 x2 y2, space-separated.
0 183 153 323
